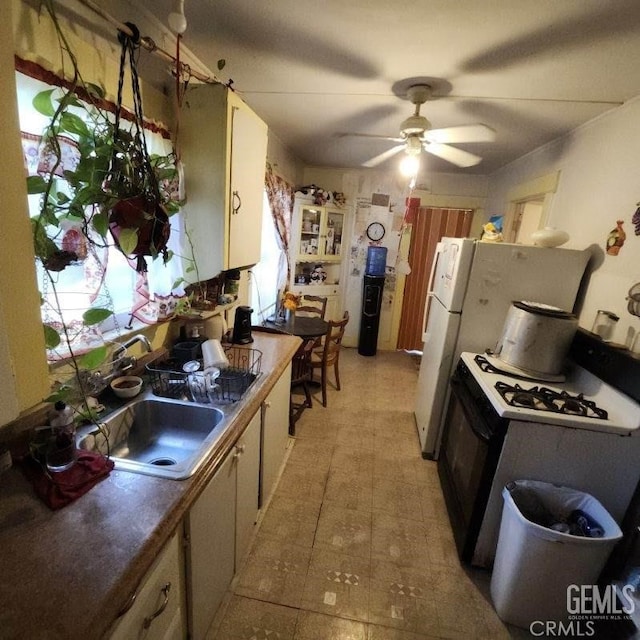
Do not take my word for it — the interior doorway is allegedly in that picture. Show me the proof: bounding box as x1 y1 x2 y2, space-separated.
396 207 473 351
502 171 560 243
511 198 544 244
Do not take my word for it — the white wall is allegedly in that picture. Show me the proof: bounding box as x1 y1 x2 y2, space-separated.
486 97 640 348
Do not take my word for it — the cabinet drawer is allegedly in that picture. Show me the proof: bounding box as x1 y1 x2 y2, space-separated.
109 531 185 640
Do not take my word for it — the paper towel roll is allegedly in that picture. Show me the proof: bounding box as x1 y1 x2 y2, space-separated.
203 314 226 341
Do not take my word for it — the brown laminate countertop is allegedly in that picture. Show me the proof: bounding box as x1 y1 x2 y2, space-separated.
0 333 301 640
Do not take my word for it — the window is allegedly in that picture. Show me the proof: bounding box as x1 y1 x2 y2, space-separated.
250 191 283 324
16 72 185 361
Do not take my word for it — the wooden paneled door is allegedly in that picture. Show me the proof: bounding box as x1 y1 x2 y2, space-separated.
397 207 473 351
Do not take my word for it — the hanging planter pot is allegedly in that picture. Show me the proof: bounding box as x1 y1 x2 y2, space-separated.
108 195 170 268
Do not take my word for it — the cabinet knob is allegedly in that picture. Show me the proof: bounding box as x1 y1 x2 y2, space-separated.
232 191 242 215
263 400 272 408
142 582 171 629
233 443 246 458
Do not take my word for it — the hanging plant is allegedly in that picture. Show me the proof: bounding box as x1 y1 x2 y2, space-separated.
104 23 171 273
25 1 181 395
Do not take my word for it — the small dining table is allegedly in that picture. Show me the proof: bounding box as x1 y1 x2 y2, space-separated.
261 315 328 340
260 315 329 435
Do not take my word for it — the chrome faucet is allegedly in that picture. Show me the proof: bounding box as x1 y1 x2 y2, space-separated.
81 335 152 395
114 334 152 357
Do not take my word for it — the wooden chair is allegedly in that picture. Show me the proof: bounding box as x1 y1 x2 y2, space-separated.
296 295 328 349
310 311 349 407
289 338 316 434
295 295 328 319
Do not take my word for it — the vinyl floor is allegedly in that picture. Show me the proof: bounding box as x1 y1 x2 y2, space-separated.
207 347 526 639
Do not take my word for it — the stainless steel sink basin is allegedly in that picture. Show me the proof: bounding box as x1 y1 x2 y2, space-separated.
77 392 229 479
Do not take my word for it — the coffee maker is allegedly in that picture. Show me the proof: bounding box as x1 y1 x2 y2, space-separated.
232 306 253 344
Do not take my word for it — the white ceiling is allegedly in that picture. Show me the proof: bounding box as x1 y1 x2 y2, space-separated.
137 0 640 175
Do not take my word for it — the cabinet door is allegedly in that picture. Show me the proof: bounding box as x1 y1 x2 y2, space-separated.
109 532 186 640
235 410 261 568
186 451 236 640
298 206 323 259
228 98 268 270
261 364 292 505
323 209 345 259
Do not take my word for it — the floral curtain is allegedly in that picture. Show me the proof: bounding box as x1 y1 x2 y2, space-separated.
17 58 186 360
264 165 294 293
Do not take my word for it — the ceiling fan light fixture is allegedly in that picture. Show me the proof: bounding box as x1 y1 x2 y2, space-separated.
400 153 420 178
405 135 422 155
400 114 430 136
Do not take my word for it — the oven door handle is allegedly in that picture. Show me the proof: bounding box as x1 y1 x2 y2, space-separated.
449 376 494 443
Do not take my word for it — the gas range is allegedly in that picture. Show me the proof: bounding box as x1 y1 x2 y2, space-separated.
460 352 640 435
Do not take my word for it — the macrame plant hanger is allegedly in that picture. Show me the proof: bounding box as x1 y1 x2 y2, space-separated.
106 22 170 273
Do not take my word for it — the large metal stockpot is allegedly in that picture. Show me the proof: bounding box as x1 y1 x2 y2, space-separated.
493 301 579 377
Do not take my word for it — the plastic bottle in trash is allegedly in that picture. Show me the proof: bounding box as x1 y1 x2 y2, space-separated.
567 509 604 538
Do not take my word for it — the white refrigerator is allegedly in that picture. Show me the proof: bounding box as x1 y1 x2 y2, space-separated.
413 237 590 459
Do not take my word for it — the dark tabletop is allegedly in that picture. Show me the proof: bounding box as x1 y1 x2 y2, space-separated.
262 316 328 339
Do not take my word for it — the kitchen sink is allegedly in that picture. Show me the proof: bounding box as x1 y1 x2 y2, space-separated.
77 392 229 479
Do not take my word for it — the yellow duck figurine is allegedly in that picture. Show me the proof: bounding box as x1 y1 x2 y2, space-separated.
481 222 503 242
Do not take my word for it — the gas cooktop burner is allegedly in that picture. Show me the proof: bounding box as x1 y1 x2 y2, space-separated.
474 354 565 381
494 381 609 420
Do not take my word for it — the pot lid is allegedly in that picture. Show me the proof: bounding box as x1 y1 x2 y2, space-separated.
513 300 576 319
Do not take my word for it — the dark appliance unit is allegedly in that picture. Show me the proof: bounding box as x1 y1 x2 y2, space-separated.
437 359 509 562
232 305 254 344
358 274 385 356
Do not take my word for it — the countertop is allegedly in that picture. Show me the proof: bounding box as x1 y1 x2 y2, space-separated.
0 332 300 640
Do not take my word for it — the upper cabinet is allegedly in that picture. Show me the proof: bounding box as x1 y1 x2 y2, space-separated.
296 205 345 262
180 83 268 280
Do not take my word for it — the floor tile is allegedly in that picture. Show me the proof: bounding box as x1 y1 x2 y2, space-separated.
258 494 321 549
294 610 368 640
372 477 424 522
331 447 376 477
366 624 441 640
370 513 430 568
288 437 334 472
324 467 373 512
277 461 328 502
215 595 299 640
314 504 372 559
300 547 371 622
234 534 312 607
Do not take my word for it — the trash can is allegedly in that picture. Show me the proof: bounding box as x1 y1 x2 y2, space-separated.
490 479 623 629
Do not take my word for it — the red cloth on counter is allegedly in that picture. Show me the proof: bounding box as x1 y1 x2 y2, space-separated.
22 451 115 510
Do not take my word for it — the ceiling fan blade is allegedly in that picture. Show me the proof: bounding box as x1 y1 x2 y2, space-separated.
423 142 482 167
362 144 405 168
339 132 404 142
424 124 496 144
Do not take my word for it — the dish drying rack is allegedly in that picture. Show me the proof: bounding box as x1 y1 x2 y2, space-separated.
146 347 262 404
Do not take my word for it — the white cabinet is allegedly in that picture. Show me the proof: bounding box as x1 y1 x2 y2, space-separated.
290 201 347 320
185 410 261 639
234 410 261 568
261 363 292 506
180 83 268 279
109 532 186 640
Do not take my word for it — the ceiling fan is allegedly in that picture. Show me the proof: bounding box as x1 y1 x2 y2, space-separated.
347 84 496 169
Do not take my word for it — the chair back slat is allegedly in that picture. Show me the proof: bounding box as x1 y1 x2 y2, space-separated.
295 295 328 319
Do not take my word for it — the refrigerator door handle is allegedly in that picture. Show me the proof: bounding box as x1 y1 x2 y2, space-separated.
422 242 445 338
